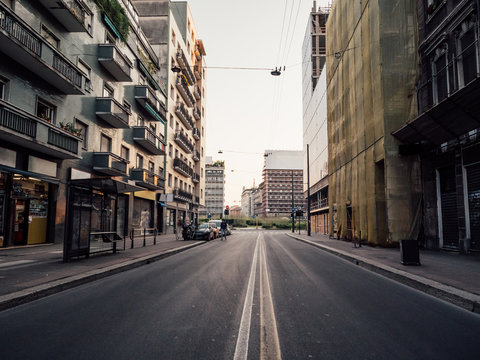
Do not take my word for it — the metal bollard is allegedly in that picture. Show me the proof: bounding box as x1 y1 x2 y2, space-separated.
154 229 157 245
130 229 134 249
143 228 146 247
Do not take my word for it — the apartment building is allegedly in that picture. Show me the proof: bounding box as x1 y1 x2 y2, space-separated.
134 0 207 230
201 158 225 217
393 0 480 252
241 187 255 218
262 151 304 217
0 0 168 258
302 2 329 234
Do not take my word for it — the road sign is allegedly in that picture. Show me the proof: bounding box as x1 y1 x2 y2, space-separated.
292 207 295 212
207 213 211 219
252 215 256 219
226 205 229 210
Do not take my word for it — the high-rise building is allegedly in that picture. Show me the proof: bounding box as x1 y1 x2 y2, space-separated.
302 2 330 234
134 0 207 230
393 0 480 252
0 0 168 257
241 186 255 218
262 151 304 217
326 0 420 245
201 158 225 217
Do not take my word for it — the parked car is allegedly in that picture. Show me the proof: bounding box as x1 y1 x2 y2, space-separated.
211 220 231 235
194 223 214 240
208 222 219 239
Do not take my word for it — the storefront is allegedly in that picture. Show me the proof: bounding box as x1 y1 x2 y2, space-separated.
0 168 57 247
132 191 155 230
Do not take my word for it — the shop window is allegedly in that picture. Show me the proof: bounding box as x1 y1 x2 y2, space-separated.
41 25 59 48
121 145 129 161
100 134 112 152
36 99 56 123
136 154 144 169
75 119 88 149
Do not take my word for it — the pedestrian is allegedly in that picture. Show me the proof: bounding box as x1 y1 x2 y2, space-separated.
220 219 227 241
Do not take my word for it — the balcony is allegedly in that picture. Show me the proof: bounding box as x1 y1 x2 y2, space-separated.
192 127 200 140
0 3 86 94
193 106 201 120
130 168 164 190
173 157 193 177
135 85 167 123
192 172 200 183
92 152 128 176
38 0 92 32
96 97 129 128
174 131 194 154
194 85 202 100
176 75 195 107
175 101 194 129
173 187 193 203
194 65 202 81
176 49 195 85
98 44 132 81
132 126 166 155
193 150 200 162
0 99 81 159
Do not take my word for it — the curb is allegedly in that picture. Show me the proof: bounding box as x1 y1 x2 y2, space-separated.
286 233 480 314
0 241 206 312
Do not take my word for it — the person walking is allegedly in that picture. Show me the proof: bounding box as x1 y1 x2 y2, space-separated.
220 219 228 241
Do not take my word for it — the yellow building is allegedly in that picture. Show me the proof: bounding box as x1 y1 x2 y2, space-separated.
326 0 422 245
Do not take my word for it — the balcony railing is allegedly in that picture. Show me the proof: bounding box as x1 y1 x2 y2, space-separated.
192 127 200 140
173 157 193 177
174 131 194 153
192 172 200 183
0 99 80 159
135 85 167 122
193 106 201 120
193 150 200 162
0 3 85 94
194 64 202 81
130 168 164 190
38 0 92 32
176 49 195 85
132 126 166 155
176 75 195 107
92 152 128 176
194 85 201 100
175 101 194 129
95 97 129 128
98 44 132 81
173 187 193 202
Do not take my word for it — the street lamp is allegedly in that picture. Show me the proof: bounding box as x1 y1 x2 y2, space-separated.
292 169 295 233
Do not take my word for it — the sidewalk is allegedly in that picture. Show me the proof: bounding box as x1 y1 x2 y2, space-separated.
0 234 205 311
287 232 480 313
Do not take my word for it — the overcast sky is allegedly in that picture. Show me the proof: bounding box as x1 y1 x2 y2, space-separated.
185 0 331 208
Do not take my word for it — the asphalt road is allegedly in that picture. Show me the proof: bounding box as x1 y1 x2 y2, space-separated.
0 230 479 359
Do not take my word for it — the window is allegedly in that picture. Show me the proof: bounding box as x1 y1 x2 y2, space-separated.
123 100 131 114
75 119 88 149
432 46 448 104
148 161 154 172
121 145 129 161
78 59 92 93
201 189 203 199
0 76 8 100
136 154 144 169
175 121 179 131
168 144 173 157
170 114 174 128
36 99 56 123
175 149 179 158
159 166 164 177
174 177 178 188
137 115 145 126
171 30 176 46
100 134 112 152
103 83 114 97
168 173 172 187
41 25 59 48
170 85 174 100
106 32 115 44
456 22 478 87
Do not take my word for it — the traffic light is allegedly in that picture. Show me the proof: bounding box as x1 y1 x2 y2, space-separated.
224 209 229 216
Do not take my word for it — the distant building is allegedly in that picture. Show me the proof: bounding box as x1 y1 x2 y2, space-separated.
229 205 242 217
241 186 255 217
200 158 225 217
253 183 263 217
262 151 304 217
302 2 330 234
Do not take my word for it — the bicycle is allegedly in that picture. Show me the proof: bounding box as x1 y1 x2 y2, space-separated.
182 223 196 240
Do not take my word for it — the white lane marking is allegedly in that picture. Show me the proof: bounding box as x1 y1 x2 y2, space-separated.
233 234 260 360
260 235 282 360
0 260 35 268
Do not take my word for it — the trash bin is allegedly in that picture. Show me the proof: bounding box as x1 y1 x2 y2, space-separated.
400 239 420 265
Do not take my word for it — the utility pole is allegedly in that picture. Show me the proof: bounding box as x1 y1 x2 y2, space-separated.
307 144 311 236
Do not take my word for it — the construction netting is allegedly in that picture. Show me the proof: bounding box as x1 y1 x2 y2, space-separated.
326 0 422 245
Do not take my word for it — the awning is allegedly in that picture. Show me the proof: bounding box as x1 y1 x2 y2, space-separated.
0 165 60 184
70 178 145 194
392 78 480 145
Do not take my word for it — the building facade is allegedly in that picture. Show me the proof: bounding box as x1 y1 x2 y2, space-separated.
0 0 168 257
393 0 480 252
241 186 255 218
302 2 329 234
326 0 421 245
134 0 207 230
201 159 225 217
262 151 305 217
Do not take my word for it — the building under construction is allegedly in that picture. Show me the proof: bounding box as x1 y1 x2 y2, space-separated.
326 0 422 245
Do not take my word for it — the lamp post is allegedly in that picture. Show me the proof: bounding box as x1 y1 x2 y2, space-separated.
307 144 311 236
292 169 295 233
